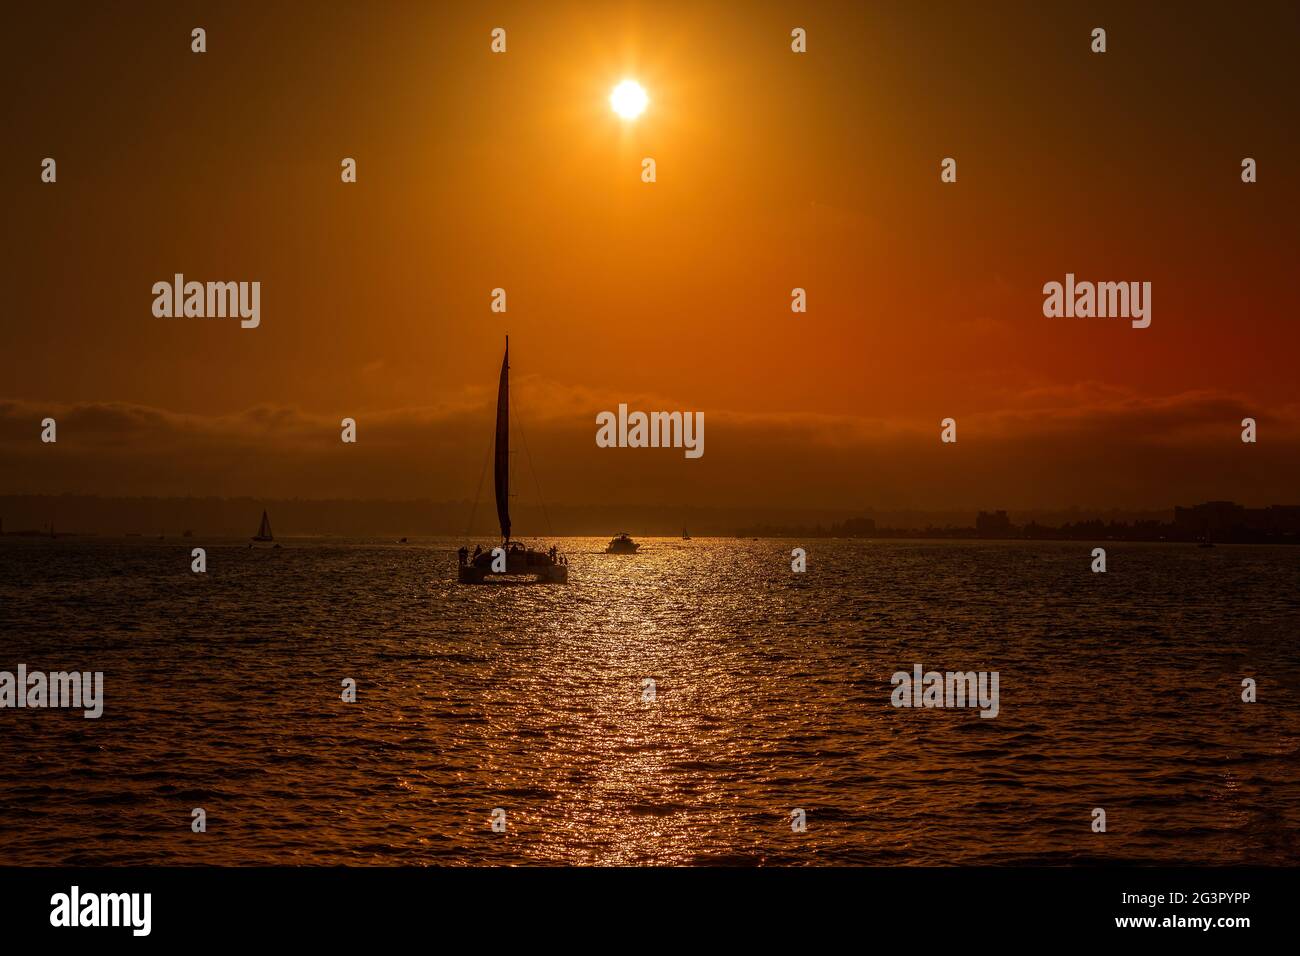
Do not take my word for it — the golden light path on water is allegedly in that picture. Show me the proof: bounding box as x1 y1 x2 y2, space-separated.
1 537 1297 864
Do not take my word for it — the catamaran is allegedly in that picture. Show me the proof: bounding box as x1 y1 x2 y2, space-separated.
458 339 568 584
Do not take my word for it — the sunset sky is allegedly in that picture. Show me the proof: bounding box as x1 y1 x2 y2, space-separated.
3 0 1299 516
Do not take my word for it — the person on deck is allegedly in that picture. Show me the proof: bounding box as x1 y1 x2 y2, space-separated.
457 546 468 566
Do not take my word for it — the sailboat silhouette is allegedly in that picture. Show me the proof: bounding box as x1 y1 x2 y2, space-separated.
458 338 567 584
252 510 273 542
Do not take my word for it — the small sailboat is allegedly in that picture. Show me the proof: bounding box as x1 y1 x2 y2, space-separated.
606 532 639 554
458 339 567 584
251 510 279 547
682 524 690 540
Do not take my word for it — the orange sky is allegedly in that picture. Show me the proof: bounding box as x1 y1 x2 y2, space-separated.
3 1 1298 513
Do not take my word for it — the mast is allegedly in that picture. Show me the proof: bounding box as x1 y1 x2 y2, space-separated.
494 337 511 544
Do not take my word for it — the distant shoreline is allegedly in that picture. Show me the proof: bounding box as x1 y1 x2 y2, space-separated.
730 528 1300 545
3 497 1295 545
3 532 1297 547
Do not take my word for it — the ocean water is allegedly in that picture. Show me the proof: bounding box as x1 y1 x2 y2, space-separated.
1 536 1297 866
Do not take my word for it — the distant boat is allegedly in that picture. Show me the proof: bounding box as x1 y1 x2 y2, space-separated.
458 338 568 584
607 533 639 554
682 524 691 540
252 510 274 542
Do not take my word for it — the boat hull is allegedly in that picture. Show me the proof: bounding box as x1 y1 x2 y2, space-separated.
458 549 568 584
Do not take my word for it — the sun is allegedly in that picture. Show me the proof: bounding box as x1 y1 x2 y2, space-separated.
609 80 648 120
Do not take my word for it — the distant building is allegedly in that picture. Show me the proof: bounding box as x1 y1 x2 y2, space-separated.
1174 501 1300 539
975 510 1013 536
1244 505 1300 534
1174 500 1244 537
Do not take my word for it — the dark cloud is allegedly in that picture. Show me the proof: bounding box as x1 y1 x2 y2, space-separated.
2 388 1295 511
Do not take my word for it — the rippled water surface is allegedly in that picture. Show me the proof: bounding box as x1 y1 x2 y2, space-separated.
1 537 1297 865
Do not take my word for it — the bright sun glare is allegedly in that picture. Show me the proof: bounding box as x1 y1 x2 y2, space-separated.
610 80 648 120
